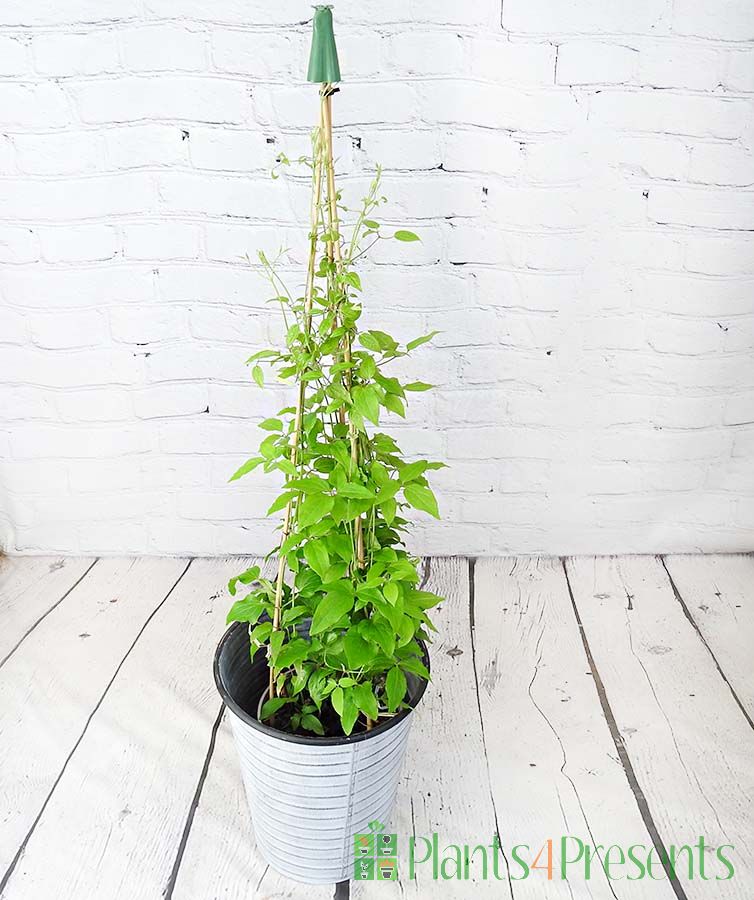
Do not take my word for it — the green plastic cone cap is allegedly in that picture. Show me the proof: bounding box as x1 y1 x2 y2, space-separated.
307 5 341 83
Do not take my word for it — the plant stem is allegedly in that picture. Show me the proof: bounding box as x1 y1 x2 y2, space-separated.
268 113 325 702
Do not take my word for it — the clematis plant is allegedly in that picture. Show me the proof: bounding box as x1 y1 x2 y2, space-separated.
227 112 444 737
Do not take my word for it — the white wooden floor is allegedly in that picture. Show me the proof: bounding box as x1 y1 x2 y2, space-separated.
0 555 753 900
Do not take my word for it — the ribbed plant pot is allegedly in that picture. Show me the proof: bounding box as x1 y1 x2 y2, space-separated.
214 621 429 884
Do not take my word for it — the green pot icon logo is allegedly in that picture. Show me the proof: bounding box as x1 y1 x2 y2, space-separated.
378 858 397 880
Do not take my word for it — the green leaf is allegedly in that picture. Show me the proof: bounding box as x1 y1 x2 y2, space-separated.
266 491 294 516
326 532 353 562
394 230 420 242
383 581 400 605
359 332 381 352
406 331 439 352
228 457 264 482
259 434 280 460
310 586 355 635
352 682 379 721
352 385 380 425
404 483 440 519
364 219 380 230
287 476 328 493
304 540 330 579
404 381 434 392
383 393 405 417
340 692 359 735
343 271 362 291
369 330 399 352
246 349 278 364
344 629 374 669
275 638 310 670
252 364 264 387
381 498 397 525
364 620 395 657
228 565 261 595
386 667 408 712
339 482 374 500
300 713 325 735
259 418 283 431
401 656 431 681
298 492 334 529
330 685 344 715
226 596 265 625
260 697 289 720
250 621 272 645
359 356 377 379
400 461 428 483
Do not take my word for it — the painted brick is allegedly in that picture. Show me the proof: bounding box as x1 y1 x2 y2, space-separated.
123 222 201 260
0 34 30 75
189 127 269 171
1 6 752 557
672 0 754 40
14 131 105 176
557 41 637 86
72 76 251 125
30 310 109 349
105 124 189 169
134 383 209 419
33 29 120 76
121 24 207 72
211 29 298 77
38 224 119 263
0 226 39 264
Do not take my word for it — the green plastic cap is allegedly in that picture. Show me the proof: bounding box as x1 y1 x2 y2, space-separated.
307 5 341 84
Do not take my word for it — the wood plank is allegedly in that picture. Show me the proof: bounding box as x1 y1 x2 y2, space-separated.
0 556 96 666
355 557 507 900
663 553 754 723
0 558 188 881
566 556 754 899
1 558 259 900
171 555 333 900
171 711 333 900
473 557 674 900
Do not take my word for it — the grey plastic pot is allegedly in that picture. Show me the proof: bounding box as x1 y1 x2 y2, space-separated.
214 621 429 884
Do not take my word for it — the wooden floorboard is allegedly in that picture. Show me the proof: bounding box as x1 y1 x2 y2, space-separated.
355 557 505 900
662 554 754 725
170 557 334 900
474 557 674 900
0 558 255 900
0 556 96 667
171 710 333 900
1 554 752 900
0 557 188 885
566 556 754 900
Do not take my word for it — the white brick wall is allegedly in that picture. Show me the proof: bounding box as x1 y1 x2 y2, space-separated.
1 0 753 556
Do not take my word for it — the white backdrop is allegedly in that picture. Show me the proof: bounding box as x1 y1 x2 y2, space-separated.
1 0 753 556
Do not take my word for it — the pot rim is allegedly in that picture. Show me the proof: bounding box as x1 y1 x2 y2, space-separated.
214 620 430 747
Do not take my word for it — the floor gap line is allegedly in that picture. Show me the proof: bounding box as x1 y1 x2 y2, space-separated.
0 558 194 896
163 701 225 900
560 558 690 900
468 557 515 898
659 555 754 732
0 558 100 670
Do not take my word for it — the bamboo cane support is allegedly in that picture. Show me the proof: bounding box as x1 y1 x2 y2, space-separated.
322 86 371 731
321 85 365 572
268 107 325 702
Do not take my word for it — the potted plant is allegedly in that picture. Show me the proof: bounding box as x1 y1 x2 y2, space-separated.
214 6 444 885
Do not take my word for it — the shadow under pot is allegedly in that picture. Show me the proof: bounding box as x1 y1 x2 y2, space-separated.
213 620 429 885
